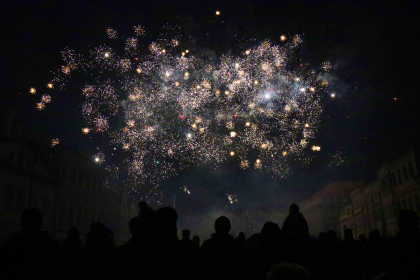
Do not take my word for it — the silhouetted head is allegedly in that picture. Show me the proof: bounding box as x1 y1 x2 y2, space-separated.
156 207 178 224
325 230 337 243
267 262 311 280
139 201 148 210
182 229 190 239
289 204 300 215
155 207 178 238
21 208 42 231
67 227 80 241
261 221 281 237
193 235 200 243
359 234 367 242
215 216 231 234
344 228 354 240
398 210 420 233
369 229 381 242
317 232 326 241
238 232 246 240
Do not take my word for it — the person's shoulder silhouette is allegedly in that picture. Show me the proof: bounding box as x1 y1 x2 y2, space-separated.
1 208 60 278
282 204 309 239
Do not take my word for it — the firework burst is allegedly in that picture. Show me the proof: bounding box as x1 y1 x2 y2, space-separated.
40 26 328 203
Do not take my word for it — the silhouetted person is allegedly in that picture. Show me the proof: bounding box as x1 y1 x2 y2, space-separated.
181 229 191 242
235 232 246 242
82 222 114 278
267 262 312 280
154 206 182 279
252 222 285 279
115 217 147 278
180 229 194 253
282 204 309 239
339 228 363 280
359 233 367 244
138 201 154 221
61 227 82 257
365 229 386 279
386 210 420 274
61 227 83 279
193 235 201 249
1 208 60 279
200 216 245 280
317 230 340 280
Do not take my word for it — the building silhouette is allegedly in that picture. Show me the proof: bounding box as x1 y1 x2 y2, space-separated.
0 111 138 245
300 181 363 238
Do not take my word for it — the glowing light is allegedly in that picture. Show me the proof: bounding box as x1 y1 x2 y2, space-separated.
245 122 250 127
216 11 220 15
137 68 142 74
82 127 90 134
30 87 36 94
331 93 335 98
295 78 300 81
230 151 235 156
165 71 171 77
230 131 237 138
104 52 110 58
305 123 310 128
185 50 189 53
310 87 315 92
300 88 306 92
245 50 251 55
182 52 185 56
41 94 51 103
192 124 197 129
283 151 288 156
187 133 192 139
47 83 53 89
264 93 271 99
36 103 45 110
254 80 259 85
312 146 321 151
225 90 229 95
162 49 166 53
51 138 60 147
280 35 287 41
175 81 180 86
184 72 189 77
95 157 100 162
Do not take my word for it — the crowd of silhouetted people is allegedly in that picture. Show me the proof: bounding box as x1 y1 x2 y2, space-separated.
1 202 420 280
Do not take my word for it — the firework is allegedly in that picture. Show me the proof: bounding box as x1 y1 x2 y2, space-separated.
181 186 191 194
40 26 328 202
321 61 332 72
51 138 60 147
227 194 238 204
330 151 346 167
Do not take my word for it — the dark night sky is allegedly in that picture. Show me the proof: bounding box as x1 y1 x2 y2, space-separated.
1 0 420 213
